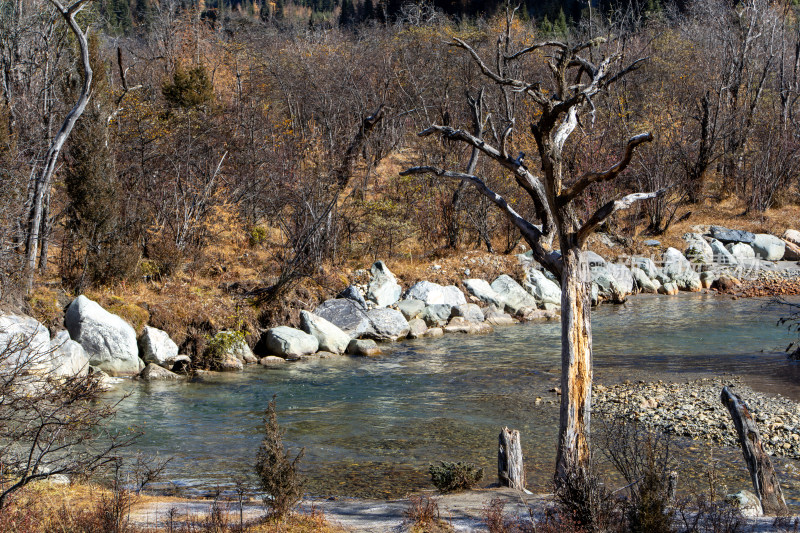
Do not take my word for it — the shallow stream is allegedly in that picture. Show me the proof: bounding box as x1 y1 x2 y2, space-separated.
107 294 800 504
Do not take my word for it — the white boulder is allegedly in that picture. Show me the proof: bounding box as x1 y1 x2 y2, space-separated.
65 296 140 376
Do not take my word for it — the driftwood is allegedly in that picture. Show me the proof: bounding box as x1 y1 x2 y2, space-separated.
720 386 788 515
498 427 525 490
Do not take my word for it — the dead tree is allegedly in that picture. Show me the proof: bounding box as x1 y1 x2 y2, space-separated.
402 10 661 488
721 386 788 516
498 427 525 491
24 0 93 286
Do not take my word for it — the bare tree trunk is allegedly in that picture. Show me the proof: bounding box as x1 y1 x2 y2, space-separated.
555 247 592 484
721 386 788 516
498 427 525 490
25 0 93 286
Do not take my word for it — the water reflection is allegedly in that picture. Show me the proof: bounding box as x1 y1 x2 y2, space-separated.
108 294 800 500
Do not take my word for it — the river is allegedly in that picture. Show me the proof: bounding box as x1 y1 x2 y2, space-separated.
106 293 800 503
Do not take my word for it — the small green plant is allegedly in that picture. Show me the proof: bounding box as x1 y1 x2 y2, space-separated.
248 225 268 247
255 395 305 519
203 330 245 368
428 461 484 493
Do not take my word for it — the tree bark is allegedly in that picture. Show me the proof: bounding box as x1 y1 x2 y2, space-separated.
498 427 525 490
721 386 788 516
555 247 592 485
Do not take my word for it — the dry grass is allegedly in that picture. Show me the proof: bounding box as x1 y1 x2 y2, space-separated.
0 481 346 533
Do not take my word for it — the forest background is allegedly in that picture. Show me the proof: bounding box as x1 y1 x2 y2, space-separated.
2 0 799 358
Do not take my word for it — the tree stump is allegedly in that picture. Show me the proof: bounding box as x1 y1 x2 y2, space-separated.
498 427 525 490
720 386 788 515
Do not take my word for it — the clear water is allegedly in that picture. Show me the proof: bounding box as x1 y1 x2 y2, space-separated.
106 294 800 501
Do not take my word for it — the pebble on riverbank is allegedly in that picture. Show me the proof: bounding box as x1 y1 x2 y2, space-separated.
594 376 800 459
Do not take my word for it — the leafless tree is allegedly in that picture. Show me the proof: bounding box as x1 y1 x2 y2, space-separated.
403 8 660 488
23 0 94 287
0 331 135 509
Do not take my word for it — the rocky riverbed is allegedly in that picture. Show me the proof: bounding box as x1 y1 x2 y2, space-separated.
594 376 800 459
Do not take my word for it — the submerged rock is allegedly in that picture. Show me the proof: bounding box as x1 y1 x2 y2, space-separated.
138 363 182 381
346 339 382 356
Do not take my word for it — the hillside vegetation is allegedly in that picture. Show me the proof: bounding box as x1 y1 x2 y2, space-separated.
2 0 799 356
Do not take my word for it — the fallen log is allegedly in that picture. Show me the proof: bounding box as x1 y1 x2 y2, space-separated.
720 386 788 515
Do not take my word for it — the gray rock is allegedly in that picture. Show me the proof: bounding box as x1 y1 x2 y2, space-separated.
643 239 661 247
590 265 623 301
683 232 713 264
65 296 140 376
631 267 657 293
337 285 367 308
483 306 516 326
451 303 484 323
583 250 606 268
661 247 694 280
259 356 286 366
420 304 453 327
346 339 381 356
49 330 89 378
264 326 319 358
139 363 182 381
783 229 800 246
366 261 402 307
607 263 634 296
709 239 737 265
138 326 179 367
726 242 756 261
632 257 660 279
673 271 702 292
407 318 428 339
726 490 762 517
751 233 785 261
523 268 561 307
700 271 717 289
490 275 537 314
404 280 466 306
463 279 505 308
230 337 256 363
300 310 350 354
217 355 244 371
395 299 425 320
364 308 409 341
444 317 493 334
710 226 755 244
424 328 444 337
0 314 51 371
783 239 800 261
659 281 679 295
314 299 374 339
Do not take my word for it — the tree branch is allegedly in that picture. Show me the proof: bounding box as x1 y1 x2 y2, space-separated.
559 132 653 205
577 189 667 246
400 165 562 276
